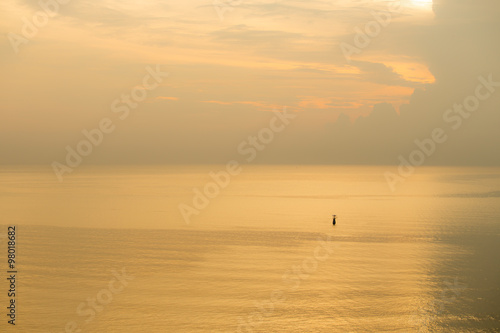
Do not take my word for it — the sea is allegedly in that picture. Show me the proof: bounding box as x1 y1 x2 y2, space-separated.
0 165 499 332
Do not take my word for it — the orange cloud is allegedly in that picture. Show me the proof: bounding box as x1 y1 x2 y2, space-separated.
202 100 284 112
156 96 179 101
384 61 436 84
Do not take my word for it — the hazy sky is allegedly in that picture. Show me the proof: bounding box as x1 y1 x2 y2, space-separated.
1 0 499 166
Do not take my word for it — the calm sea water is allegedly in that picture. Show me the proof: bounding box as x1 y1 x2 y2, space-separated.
1 165 499 332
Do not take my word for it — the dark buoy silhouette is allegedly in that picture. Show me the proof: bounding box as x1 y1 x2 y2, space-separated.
332 215 337 225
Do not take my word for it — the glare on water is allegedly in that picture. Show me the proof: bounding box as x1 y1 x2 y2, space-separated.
1 165 499 332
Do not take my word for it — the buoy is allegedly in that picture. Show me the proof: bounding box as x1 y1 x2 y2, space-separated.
332 215 337 225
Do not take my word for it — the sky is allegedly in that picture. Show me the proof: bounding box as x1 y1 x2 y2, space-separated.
0 0 499 166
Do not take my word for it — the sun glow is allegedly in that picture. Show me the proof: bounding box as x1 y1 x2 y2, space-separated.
411 0 433 7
